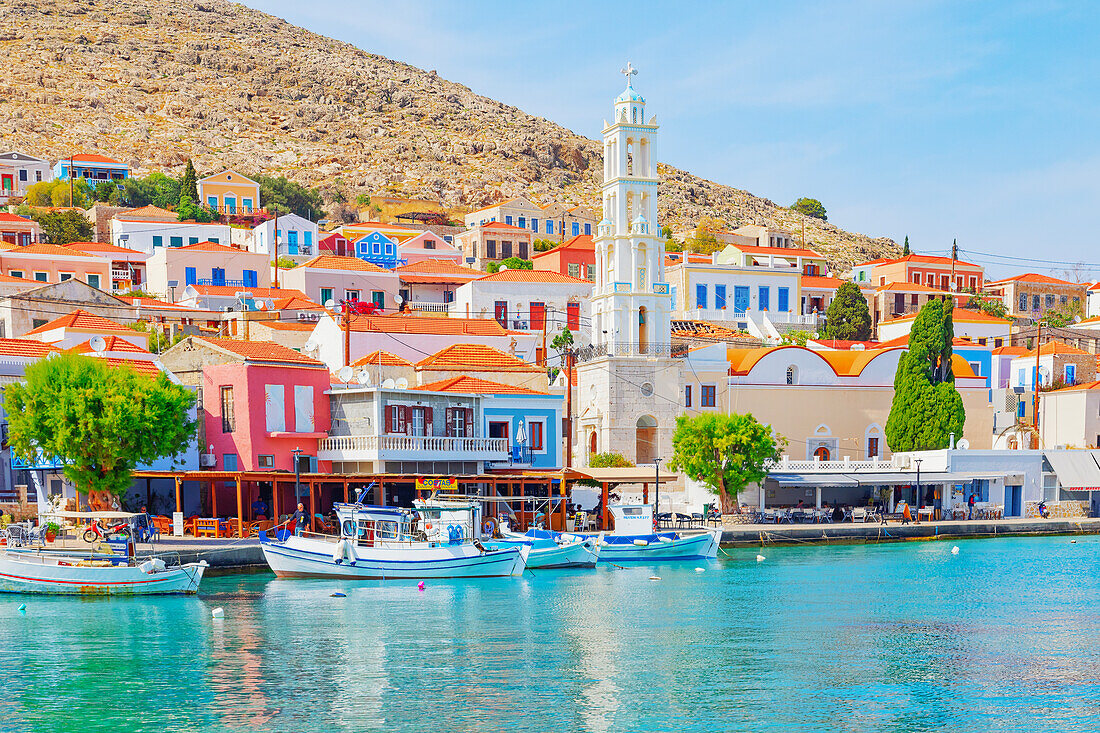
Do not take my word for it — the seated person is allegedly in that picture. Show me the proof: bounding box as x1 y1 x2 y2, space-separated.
251 498 269 519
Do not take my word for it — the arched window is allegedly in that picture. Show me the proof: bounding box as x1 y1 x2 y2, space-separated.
606 244 615 286
636 244 647 289
814 446 831 461
632 106 637 123
786 365 798 385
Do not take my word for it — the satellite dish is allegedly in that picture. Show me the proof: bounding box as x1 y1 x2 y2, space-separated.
395 377 409 390
499 265 508 272
324 299 337 310
89 336 106 353
1038 365 1050 377
394 294 405 305
356 369 372 386
381 378 396 389
338 365 354 382
224 305 235 312
257 301 267 310
956 439 970 450
303 340 318 352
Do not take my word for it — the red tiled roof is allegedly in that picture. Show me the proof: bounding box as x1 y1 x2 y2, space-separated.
349 314 508 336
810 339 880 350
1052 379 1100 393
0 212 36 224
25 309 132 336
177 241 246 253
189 285 307 300
65 241 149 257
194 337 324 365
876 334 986 349
731 244 825 258
0 338 60 359
476 269 590 285
991 346 1028 356
116 295 203 310
93 357 162 376
416 344 540 372
415 375 547 395
532 235 594 258
298 254 386 272
70 336 150 354
883 306 1010 325
114 205 176 221
0 243 105 259
1017 341 1090 358
875 281 949 293
986 272 1078 286
801 276 847 290
260 321 317 332
67 153 125 165
272 296 323 310
0 273 38 285
352 350 414 368
860 253 982 269
395 259 483 284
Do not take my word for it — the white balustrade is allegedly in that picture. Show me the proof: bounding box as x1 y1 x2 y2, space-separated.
318 434 509 458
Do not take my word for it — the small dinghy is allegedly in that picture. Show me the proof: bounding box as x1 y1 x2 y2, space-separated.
594 505 721 562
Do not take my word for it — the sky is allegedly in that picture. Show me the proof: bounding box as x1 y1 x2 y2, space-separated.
247 0 1100 279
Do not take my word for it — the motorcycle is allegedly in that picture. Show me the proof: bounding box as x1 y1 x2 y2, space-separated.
82 520 131 544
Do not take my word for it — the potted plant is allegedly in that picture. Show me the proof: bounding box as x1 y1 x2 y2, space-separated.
45 521 60 543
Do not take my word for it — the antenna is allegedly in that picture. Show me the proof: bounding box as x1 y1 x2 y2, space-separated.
356 369 372 386
381 378 396 389
337 365 354 382
394 294 405 306
395 377 409 390
89 336 106 353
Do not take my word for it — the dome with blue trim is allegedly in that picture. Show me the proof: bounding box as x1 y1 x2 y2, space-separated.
616 83 645 105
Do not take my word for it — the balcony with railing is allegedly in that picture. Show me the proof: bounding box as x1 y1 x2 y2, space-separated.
318 434 509 462
409 301 453 313
111 268 132 281
573 342 689 362
197 278 248 287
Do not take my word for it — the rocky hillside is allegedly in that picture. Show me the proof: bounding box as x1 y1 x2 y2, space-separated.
0 0 897 270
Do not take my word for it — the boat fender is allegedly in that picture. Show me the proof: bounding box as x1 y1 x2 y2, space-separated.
333 539 347 564
211 607 225 619
633 539 649 547
658 536 673 543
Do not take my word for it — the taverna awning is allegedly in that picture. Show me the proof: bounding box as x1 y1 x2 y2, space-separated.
769 473 859 487
568 467 679 485
1044 451 1100 490
768 471 1009 487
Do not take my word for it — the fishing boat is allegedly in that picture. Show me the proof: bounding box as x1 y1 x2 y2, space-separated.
259 502 529 579
0 550 207 595
486 527 601 569
595 504 721 562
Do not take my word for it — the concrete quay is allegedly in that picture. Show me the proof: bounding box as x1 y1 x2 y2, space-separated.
718 516 1100 547
49 535 266 571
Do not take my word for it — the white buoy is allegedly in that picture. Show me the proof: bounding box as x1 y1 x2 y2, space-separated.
211 607 225 619
951 546 960 555
695 567 705 573
649 575 661 581
756 554 766 562
1071 539 1078 544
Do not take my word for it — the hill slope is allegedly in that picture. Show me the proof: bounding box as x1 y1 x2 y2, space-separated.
0 0 897 270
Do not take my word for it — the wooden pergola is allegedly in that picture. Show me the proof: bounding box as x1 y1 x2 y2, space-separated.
133 469 569 538
563 466 680 530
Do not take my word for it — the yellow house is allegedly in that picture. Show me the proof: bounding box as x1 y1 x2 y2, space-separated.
197 169 261 214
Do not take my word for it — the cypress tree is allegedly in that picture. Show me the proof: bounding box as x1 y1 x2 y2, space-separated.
885 298 966 451
902 235 910 255
178 159 199 205
824 281 872 341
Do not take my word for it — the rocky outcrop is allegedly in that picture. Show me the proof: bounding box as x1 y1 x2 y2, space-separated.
0 0 896 270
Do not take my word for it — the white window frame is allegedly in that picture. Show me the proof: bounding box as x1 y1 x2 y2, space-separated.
525 416 548 454
33 271 49 283
86 273 101 289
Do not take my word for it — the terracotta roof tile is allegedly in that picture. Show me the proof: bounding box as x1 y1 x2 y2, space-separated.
986 272 1079 286
394 259 483 284
92 356 162 376
177 241 247 253
802 276 847 289
298 254 387 272
194 337 324 365
64 241 149 257
883 306 1011 325
70 336 150 354
349 314 508 336
189 285 307 299
114 204 176 221
67 153 124 165
1 243 105 259
25 309 132 336
272 296 324 311
0 212 36 224
874 281 950 293
532 235 594 258
476 269 591 285
352 350 414 368
0 338 60 359
116 295 203 310
415 375 548 395
1017 341 1091 358
416 344 539 372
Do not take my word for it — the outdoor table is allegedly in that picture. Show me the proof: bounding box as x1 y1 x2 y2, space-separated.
917 507 934 521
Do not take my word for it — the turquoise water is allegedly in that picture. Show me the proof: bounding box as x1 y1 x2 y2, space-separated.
3 535 1100 732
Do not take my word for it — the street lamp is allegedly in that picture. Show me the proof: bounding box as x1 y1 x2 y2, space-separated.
653 456 662 530
292 446 303 499
914 458 923 523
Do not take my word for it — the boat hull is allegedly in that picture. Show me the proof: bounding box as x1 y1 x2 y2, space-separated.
598 529 721 562
260 535 529 579
486 535 600 569
0 553 206 595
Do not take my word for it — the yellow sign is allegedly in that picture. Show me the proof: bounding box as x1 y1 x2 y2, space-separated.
417 477 458 492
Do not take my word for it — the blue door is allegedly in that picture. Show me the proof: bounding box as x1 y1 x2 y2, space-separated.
212 268 226 286
778 287 789 312
287 230 299 255
185 267 197 286
243 270 258 287
715 285 727 310
734 286 750 313
758 286 770 311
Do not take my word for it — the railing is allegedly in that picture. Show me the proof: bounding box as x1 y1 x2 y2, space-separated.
573 342 688 362
197 278 247 287
652 282 670 294
319 434 509 455
409 301 452 313
111 269 131 281
768 455 903 473
511 445 532 464
613 282 631 293
678 308 750 322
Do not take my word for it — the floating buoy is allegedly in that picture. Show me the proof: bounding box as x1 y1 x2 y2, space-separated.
695 567 705 573
950 546 960 555
1071 540 1078 544
211 607 224 619
18 603 26 612
756 554 766 562
330 592 346 597
648 576 661 581
417 581 425 591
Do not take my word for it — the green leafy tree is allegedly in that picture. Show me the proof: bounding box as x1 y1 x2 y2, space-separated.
792 197 827 221
23 179 93 208
176 194 217 223
179 160 199 202
824 281 872 340
963 293 1010 321
254 174 325 219
533 238 558 252
1041 300 1084 327
885 298 966 452
660 224 673 240
589 452 633 468
669 413 786 513
779 329 811 346
93 180 118 203
551 327 574 353
486 257 533 274
5 354 196 496
355 193 372 207
273 257 299 270
128 321 184 353
902 235 910 255
31 210 94 244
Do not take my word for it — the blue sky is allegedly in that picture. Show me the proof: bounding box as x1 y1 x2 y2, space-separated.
248 0 1100 278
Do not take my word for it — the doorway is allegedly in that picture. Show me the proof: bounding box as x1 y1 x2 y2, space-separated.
636 415 657 464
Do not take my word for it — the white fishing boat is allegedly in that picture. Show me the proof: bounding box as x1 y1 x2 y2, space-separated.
486 527 601 569
259 502 529 579
594 504 721 562
0 550 206 595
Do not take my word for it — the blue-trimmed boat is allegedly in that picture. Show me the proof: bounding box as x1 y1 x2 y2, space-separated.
259 503 529 579
595 505 721 562
486 528 601 569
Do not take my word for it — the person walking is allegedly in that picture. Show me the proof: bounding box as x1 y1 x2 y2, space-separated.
900 500 912 525
967 492 976 520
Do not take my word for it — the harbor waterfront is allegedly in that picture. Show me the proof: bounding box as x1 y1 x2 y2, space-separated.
4 534 1100 732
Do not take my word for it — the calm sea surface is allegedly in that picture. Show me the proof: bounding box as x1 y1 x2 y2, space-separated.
3 535 1100 732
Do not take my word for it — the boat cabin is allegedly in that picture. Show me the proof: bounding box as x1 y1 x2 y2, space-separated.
608 504 654 535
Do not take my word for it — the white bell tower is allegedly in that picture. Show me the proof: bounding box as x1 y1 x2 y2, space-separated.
591 62 670 351
575 65 680 470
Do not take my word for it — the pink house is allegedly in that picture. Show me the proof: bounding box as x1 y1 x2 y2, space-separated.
199 338 332 475
397 231 465 266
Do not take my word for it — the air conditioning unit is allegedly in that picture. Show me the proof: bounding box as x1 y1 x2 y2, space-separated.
199 453 216 468
309 313 319 322
298 312 308 321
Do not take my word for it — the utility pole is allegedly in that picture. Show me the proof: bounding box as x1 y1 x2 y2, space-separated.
950 238 958 292
68 154 74 208
653 456 662 523
1033 320 1043 437
273 210 280 289
564 347 574 469
343 302 353 369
